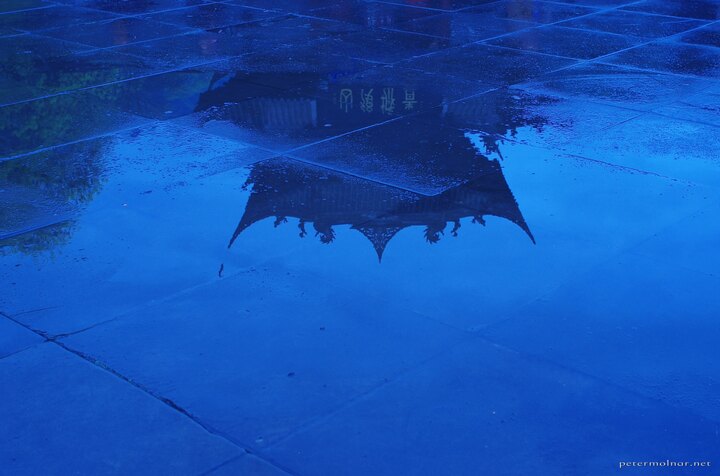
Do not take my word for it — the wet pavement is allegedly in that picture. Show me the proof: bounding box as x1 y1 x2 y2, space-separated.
1 0 720 474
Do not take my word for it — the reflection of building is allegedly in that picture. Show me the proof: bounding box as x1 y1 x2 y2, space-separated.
229 158 533 262
117 64 549 261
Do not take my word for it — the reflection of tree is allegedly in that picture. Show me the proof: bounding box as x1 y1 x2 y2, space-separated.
441 88 558 158
0 139 106 204
1 53 128 98
0 221 76 257
0 49 140 251
2 80 123 158
0 138 109 254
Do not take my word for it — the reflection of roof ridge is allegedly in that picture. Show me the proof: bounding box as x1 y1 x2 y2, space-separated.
352 225 406 262
226 97 318 129
228 158 535 259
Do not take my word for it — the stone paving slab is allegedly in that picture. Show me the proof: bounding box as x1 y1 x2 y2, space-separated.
0 315 42 359
0 343 244 475
2 0 720 473
264 337 720 475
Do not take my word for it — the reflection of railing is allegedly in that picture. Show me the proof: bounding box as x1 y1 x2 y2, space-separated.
226 98 317 130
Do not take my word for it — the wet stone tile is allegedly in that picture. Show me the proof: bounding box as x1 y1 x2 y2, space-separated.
389 13 535 45
224 0 347 14
463 0 598 24
546 0 640 5
307 1 439 28
373 0 501 10
205 455 290 476
603 41 720 78
212 46 371 80
0 34 95 104
487 25 641 60
0 344 242 474
143 3 280 31
564 112 720 185
53 0 210 14
403 43 576 85
328 64 494 108
315 28 454 64
0 122 265 241
289 115 522 195
652 85 720 126
4 2 720 473
0 27 20 38
518 62 715 111
0 6 120 34
482 252 720 422
559 10 708 39
1 123 274 334
137 60 485 126
39 17 195 48
89 62 284 120
171 95 391 154
680 22 720 49
435 88 641 153
60 264 468 446
113 32 248 70
265 338 719 475
0 0 52 14
622 0 720 21
217 150 706 332
0 34 90 63
0 317 42 359
2 50 161 98
630 204 720 279
210 14 362 46
0 145 106 239
0 89 153 158
185 45 373 92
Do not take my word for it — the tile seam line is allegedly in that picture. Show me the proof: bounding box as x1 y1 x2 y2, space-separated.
473 333 720 426
535 22 665 41
266 320 720 451
0 53 238 109
0 342 45 362
0 4 56 16
0 122 153 163
592 59 720 82
162 114 459 198
390 0 631 67
33 26 208 52
0 310 302 476
468 1 720 69
377 0 508 13
197 453 296 476
22 2 232 24
54 340 303 476
263 332 484 450
467 221 720 418
489 16 720 92
143 11 287 31
617 6 720 22
0 217 74 242
49 251 304 340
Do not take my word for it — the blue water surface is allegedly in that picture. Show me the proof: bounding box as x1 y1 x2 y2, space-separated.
1 0 720 474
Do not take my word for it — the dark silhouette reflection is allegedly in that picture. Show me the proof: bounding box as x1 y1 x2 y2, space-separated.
2 58 555 258
229 156 534 262
0 140 108 255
